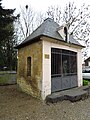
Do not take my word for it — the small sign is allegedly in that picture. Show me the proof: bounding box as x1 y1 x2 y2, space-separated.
45 54 49 59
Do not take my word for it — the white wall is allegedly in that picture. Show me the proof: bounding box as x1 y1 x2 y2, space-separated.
88 62 90 66
41 40 51 100
77 49 83 86
41 39 83 100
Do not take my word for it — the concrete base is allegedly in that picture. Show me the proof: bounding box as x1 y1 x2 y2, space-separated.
46 86 90 103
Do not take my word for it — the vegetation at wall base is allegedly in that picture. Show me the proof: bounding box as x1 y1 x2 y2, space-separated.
83 79 89 86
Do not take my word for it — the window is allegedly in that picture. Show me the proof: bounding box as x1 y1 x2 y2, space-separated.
64 27 68 42
27 57 31 76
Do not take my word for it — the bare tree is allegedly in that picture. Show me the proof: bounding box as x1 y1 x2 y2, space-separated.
35 12 46 28
16 2 90 59
47 5 62 25
46 2 90 59
16 5 46 43
17 5 35 40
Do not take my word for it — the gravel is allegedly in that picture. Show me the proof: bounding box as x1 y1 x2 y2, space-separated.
0 85 90 120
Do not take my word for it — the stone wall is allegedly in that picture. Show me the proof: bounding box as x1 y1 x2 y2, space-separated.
17 41 42 99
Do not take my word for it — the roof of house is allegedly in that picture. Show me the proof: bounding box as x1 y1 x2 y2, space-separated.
16 18 83 49
84 57 90 62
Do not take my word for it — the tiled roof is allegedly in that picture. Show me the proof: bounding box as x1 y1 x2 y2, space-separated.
16 18 83 48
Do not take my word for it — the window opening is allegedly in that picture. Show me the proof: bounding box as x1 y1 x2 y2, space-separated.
64 27 68 42
27 57 31 76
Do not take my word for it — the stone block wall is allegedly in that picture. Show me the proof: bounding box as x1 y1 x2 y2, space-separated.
17 41 42 99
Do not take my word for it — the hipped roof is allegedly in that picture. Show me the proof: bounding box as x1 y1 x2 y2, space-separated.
16 18 83 49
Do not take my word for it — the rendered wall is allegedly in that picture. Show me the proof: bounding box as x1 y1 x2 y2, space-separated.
41 37 83 100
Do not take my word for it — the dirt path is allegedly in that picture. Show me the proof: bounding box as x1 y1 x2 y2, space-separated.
0 85 90 120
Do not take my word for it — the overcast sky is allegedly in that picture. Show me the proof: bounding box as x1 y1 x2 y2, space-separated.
2 0 90 58
2 0 90 12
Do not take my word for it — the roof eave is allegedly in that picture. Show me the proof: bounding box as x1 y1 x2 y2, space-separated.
15 36 41 49
15 34 84 49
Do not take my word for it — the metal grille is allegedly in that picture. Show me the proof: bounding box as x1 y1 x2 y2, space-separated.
51 48 77 77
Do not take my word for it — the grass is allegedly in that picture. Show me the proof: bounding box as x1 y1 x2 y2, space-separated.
0 74 10 84
0 71 16 85
83 79 89 86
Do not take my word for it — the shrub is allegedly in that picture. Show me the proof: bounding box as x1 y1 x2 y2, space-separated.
83 80 88 86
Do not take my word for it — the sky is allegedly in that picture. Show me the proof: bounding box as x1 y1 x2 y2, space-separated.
2 0 90 12
2 0 90 58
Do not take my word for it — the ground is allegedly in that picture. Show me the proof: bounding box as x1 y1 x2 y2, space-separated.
0 85 90 120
